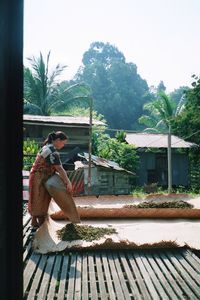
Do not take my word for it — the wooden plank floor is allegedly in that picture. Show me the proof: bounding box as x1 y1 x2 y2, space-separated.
23 215 200 300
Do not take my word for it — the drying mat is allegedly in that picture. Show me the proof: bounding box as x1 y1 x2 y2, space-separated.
72 193 197 207
51 195 200 219
32 198 200 254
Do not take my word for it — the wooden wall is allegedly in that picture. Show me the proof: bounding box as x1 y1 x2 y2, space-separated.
83 167 134 195
24 123 90 157
136 151 189 187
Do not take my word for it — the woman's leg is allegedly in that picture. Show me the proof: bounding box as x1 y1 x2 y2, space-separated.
31 216 39 227
29 172 51 219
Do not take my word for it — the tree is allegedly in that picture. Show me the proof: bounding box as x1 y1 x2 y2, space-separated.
169 86 189 106
171 75 200 145
171 75 200 192
157 80 166 93
24 52 91 115
139 91 177 133
93 131 139 173
139 91 180 193
75 41 153 130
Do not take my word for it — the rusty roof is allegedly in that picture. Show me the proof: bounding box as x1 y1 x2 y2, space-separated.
125 133 196 148
81 153 135 174
23 114 105 126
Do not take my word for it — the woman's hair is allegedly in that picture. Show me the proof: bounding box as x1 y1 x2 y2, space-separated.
44 131 68 145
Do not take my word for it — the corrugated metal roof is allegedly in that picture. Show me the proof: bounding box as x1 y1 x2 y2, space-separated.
125 133 196 148
23 114 105 126
80 153 135 174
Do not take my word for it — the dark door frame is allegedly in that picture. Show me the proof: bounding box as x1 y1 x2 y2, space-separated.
0 1 23 299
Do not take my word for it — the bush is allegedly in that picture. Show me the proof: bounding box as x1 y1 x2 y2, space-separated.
93 133 139 173
23 139 39 170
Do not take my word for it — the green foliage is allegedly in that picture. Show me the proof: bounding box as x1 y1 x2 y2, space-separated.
93 132 139 173
157 80 166 93
75 41 154 130
115 130 126 142
24 52 91 116
23 139 39 170
131 186 199 197
24 51 66 115
169 86 189 106
189 148 200 193
92 131 109 155
139 91 178 133
55 105 106 123
171 75 200 145
53 81 92 113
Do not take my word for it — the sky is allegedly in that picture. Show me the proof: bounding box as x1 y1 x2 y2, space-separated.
24 0 200 92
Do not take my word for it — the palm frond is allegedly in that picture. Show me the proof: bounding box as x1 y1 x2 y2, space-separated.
139 91 178 132
52 95 91 113
158 92 175 118
62 82 91 96
24 67 41 105
48 64 67 87
143 127 161 133
138 115 158 128
24 53 91 116
175 95 185 115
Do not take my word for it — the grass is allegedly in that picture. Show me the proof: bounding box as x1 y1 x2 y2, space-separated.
131 186 200 198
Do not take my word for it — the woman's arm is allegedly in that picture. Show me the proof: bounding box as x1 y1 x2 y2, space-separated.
54 165 72 193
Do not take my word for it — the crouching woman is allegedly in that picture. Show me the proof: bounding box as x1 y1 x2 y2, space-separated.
28 131 80 227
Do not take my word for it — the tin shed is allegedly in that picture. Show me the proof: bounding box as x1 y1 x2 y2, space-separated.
71 153 135 195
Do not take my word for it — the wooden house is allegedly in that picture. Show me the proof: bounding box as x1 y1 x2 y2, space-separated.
23 114 104 161
125 133 197 187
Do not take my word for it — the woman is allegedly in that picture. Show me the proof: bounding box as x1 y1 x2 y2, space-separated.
28 131 80 227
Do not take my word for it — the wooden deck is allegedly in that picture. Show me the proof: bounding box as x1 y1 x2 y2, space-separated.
23 172 200 299
23 215 200 300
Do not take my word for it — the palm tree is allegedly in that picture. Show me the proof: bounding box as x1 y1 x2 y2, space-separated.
139 91 185 193
24 51 91 115
138 91 177 133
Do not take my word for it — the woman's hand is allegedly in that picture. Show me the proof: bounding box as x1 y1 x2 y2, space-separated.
54 165 73 193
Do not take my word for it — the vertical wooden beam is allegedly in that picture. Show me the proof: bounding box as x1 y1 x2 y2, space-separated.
0 1 23 299
167 125 172 193
87 96 93 193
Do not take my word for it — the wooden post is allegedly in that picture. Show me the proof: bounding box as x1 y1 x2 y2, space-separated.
88 97 93 193
0 0 23 299
167 125 172 193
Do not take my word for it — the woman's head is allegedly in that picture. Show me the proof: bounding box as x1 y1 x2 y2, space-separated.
44 131 68 149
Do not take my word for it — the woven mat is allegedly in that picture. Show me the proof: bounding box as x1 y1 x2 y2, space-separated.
32 196 200 253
